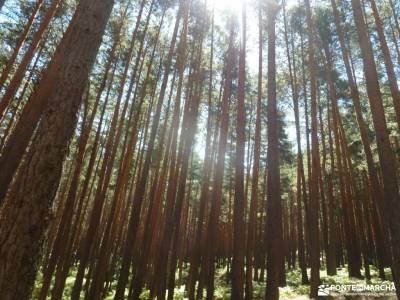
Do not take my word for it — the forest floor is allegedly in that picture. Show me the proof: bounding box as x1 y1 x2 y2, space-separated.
32 265 396 299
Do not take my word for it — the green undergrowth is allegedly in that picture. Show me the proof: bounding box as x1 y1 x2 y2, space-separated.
32 264 395 299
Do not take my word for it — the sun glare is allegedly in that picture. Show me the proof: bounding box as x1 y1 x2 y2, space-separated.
208 0 243 14
208 0 298 14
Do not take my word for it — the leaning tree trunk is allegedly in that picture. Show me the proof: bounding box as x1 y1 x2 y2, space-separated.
70 2 148 298
323 43 362 278
0 0 44 90
330 0 387 278
0 45 43 149
0 0 63 120
351 0 400 296
0 0 103 204
0 0 115 299
113 2 182 298
367 0 400 130
165 10 205 300
37 9 127 297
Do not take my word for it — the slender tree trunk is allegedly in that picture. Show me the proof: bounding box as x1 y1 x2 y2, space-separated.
299 26 311 262
326 100 337 275
304 0 320 296
0 45 43 149
129 69 174 300
317 97 329 272
265 3 282 300
283 2 308 283
330 0 387 278
388 0 400 46
232 3 246 300
114 2 182 298
202 17 235 299
88 10 161 300
0 0 63 119
165 9 206 300
367 0 400 129
187 8 214 298
70 2 149 295
351 0 400 295
153 13 192 298
245 2 261 298
0 0 44 90
323 43 362 278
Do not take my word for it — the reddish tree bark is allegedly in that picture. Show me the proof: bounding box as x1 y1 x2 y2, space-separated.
70 3 149 298
282 2 308 283
367 0 400 129
0 0 115 298
202 17 235 299
113 2 183 298
0 0 44 90
351 0 400 295
0 0 63 120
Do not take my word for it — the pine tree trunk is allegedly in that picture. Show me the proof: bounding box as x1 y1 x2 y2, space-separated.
367 0 400 129
166 11 205 300
0 46 43 149
304 0 320 296
232 3 246 299
299 27 311 261
89 4 158 299
388 0 400 45
0 0 63 119
283 3 309 283
202 18 235 299
37 16 125 298
187 9 214 298
114 2 182 298
152 10 191 298
245 2 262 298
351 0 400 296
265 3 282 300
317 98 329 272
130 70 174 299
0 0 115 298
0 0 98 203
326 100 337 275
330 0 387 277
323 43 362 277
0 0 44 90
69 3 149 298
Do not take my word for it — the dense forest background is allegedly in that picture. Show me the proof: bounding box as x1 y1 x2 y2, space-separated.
0 0 399 299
